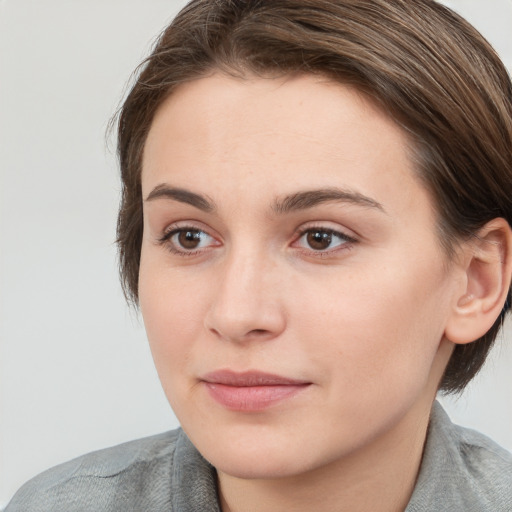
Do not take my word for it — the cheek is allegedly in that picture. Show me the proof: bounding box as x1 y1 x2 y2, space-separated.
138 255 207 383
139 280 209 423
293 257 452 398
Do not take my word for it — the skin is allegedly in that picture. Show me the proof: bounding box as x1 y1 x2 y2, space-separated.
139 73 467 512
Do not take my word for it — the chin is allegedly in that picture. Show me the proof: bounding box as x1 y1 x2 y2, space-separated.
211 448 315 480
185 421 341 481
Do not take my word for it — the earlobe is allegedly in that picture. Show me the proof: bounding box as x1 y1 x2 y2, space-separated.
444 218 512 345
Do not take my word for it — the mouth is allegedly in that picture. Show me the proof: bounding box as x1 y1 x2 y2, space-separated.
200 370 311 411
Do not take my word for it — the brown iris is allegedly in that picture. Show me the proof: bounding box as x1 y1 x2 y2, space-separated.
306 230 333 250
178 230 202 249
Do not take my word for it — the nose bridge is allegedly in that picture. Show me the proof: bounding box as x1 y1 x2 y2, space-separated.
205 238 285 342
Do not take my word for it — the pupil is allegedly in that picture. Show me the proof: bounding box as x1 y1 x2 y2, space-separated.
178 230 201 249
307 230 331 250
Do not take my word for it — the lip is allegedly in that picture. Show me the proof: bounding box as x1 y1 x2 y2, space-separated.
200 370 311 411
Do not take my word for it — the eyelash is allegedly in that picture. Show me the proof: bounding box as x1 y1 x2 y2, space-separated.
158 225 216 256
293 226 357 256
158 224 357 257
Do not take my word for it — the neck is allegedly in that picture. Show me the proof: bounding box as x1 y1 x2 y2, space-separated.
218 399 433 512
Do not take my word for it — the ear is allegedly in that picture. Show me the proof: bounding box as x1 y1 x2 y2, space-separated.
444 218 512 345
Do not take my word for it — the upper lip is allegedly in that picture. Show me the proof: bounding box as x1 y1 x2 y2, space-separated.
201 370 310 387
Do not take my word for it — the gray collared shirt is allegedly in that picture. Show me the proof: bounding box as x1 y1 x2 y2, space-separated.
6 402 512 511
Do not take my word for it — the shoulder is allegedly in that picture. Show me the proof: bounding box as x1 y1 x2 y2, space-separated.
407 402 512 512
456 418 512 466
5 430 181 512
453 419 512 504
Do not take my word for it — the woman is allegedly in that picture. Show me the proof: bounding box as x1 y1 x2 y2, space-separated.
6 0 512 510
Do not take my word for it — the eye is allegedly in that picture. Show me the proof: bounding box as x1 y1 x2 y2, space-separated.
160 227 218 254
295 228 355 252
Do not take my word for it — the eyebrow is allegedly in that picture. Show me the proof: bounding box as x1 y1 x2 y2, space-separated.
144 184 385 215
272 187 385 214
145 184 215 212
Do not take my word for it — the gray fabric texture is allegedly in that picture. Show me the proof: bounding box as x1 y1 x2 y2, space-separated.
6 402 512 511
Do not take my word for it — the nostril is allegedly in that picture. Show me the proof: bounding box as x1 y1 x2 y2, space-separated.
248 329 270 336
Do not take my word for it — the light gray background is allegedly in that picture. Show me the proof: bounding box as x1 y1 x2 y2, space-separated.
1 0 511 507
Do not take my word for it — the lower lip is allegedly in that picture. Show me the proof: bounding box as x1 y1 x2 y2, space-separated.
203 382 310 411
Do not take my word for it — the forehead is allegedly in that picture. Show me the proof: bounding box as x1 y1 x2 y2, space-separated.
142 73 431 219
144 73 402 162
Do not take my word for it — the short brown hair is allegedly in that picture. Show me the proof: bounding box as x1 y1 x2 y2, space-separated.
115 0 512 393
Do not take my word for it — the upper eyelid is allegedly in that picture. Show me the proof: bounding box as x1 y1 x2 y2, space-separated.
294 222 358 241
294 228 356 246
297 226 351 237
159 221 214 238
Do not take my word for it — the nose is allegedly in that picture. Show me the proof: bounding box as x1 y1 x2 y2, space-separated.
204 246 286 343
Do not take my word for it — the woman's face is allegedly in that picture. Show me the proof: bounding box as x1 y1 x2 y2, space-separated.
139 73 463 479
